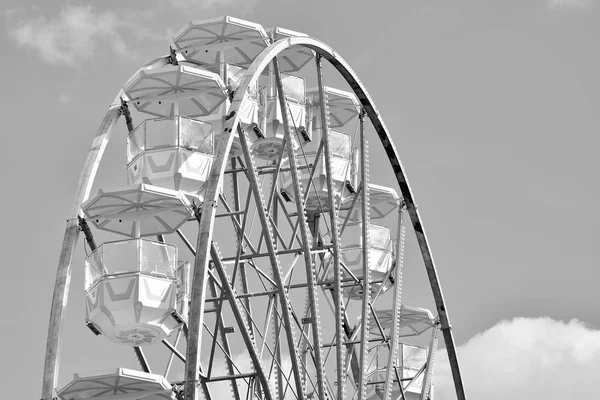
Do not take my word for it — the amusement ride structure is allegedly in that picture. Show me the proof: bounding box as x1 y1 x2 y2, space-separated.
41 16 466 400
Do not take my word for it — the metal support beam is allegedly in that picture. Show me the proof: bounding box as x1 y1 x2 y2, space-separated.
357 110 370 400
208 279 242 400
210 243 274 400
273 55 328 400
419 324 440 400
236 122 306 400
383 207 405 400
133 347 151 373
316 54 346 400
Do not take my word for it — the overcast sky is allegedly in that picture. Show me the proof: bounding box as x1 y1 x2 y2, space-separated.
0 1 598 399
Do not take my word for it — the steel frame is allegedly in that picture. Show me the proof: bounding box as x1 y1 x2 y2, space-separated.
42 33 466 400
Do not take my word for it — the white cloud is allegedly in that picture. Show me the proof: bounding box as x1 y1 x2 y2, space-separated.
434 317 600 399
548 0 594 9
58 94 71 104
165 0 261 14
3 3 265 66
4 5 130 66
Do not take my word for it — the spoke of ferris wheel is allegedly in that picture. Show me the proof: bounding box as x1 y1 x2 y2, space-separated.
236 117 308 400
209 242 274 400
206 281 229 375
381 207 405 400
218 193 257 254
229 160 261 350
258 296 275 360
288 134 332 242
269 214 290 250
313 231 360 389
163 327 183 376
274 301 313 400
272 300 284 399
369 303 388 341
263 304 311 399
419 324 440 400
200 319 251 385
290 92 332 224
339 184 362 237
174 228 246 396
234 158 262 254
234 288 277 351
272 192 304 249
264 139 288 213
282 253 301 284
221 240 305 393
357 119 371 400
238 261 257 337
209 279 243 400
227 184 255 287
169 270 236 394
231 157 243 223
240 259 277 287
259 182 294 253
268 54 331 394
161 337 186 363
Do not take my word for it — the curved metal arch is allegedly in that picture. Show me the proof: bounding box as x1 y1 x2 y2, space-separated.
42 106 121 400
185 36 466 400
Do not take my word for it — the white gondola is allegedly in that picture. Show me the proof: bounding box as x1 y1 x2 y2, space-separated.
171 17 309 160
220 63 264 158
123 64 228 119
268 27 315 73
57 368 174 400
85 239 186 346
126 116 214 201
340 184 401 221
251 72 307 160
172 16 270 68
307 86 360 130
279 129 352 210
323 223 394 298
82 184 192 238
279 86 360 210
366 345 428 400
370 305 435 338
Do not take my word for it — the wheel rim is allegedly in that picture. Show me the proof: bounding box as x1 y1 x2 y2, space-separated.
41 18 466 400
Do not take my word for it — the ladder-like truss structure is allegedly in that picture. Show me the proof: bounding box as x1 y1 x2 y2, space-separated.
41 16 466 400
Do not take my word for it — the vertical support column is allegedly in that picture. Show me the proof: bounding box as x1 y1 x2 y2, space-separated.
316 54 346 400
273 300 284 400
236 119 306 400
420 324 440 400
41 108 120 400
273 56 328 400
184 113 236 400
210 244 273 400
357 109 371 400
382 206 405 400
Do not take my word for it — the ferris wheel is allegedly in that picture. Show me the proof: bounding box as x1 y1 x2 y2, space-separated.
41 16 467 400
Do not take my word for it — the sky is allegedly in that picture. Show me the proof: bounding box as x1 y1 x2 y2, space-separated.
0 0 599 399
